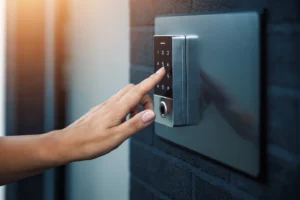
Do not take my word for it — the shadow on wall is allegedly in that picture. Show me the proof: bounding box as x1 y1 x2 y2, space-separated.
200 69 259 146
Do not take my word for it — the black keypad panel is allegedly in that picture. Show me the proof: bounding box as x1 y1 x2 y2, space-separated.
154 36 173 99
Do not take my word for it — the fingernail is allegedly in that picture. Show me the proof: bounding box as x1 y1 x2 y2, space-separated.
156 67 165 74
142 111 155 123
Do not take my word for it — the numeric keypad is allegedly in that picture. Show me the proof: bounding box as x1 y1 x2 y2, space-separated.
154 36 173 98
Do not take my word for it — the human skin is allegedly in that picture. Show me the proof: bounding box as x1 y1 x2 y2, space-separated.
0 67 166 186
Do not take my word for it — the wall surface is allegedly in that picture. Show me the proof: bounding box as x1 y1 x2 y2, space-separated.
130 0 300 199
66 0 130 200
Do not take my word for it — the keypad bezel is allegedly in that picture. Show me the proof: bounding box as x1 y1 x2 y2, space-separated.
154 36 173 99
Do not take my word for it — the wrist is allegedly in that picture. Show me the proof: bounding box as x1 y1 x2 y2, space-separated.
41 130 74 167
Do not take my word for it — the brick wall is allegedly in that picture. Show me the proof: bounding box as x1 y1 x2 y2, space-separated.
129 0 300 199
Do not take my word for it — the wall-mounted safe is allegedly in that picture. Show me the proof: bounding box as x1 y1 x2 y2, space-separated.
154 11 263 178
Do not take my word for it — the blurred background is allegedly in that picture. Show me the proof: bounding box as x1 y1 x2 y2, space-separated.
0 0 5 199
1 0 130 200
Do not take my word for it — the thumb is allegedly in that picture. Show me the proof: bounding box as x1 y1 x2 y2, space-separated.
117 109 156 139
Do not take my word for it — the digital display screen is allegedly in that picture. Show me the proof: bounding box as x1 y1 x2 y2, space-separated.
154 36 173 99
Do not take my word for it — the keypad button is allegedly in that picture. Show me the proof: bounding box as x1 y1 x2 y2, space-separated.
167 50 170 56
162 85 165 90
166 62 170 67
161 62 165 67
161 50 164 55
156 61 160 66
167 73 170 79
156 84 160 89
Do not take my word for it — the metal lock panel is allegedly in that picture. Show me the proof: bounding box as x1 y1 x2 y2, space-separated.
154 35 201 127
154 11 262 178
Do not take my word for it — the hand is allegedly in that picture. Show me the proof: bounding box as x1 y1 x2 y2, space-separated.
59 67 166 162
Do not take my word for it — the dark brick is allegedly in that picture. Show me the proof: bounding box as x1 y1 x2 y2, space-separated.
130 140 192 200
130 0 193 26
230 143 300 199
130 0 154 26
193 0 228 12
154 135 231 182
130 0 300 26
264 154 300 199
194 175 247 200
271 163 300 200
194 0 300 24
131 176 172 200
267 25 300 89
153 0 193 16
131 177 154 200
230 173 265 198
266 0 300 23
267 155 290 183
131 27 154 67
193 0 263 12
153 196 167 200
130 66 155 145
298 101 300 137
132 125 154 145
267 145 299 183
267 87 300 153
130 64 153 84
130 65 154 97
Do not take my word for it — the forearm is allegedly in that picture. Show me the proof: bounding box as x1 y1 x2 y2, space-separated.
0 130 70 185
0 68 165 186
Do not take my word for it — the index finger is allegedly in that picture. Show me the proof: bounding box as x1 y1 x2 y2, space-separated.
117 67 166 116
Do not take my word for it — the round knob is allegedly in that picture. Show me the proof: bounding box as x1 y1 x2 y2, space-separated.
159 101 168 118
